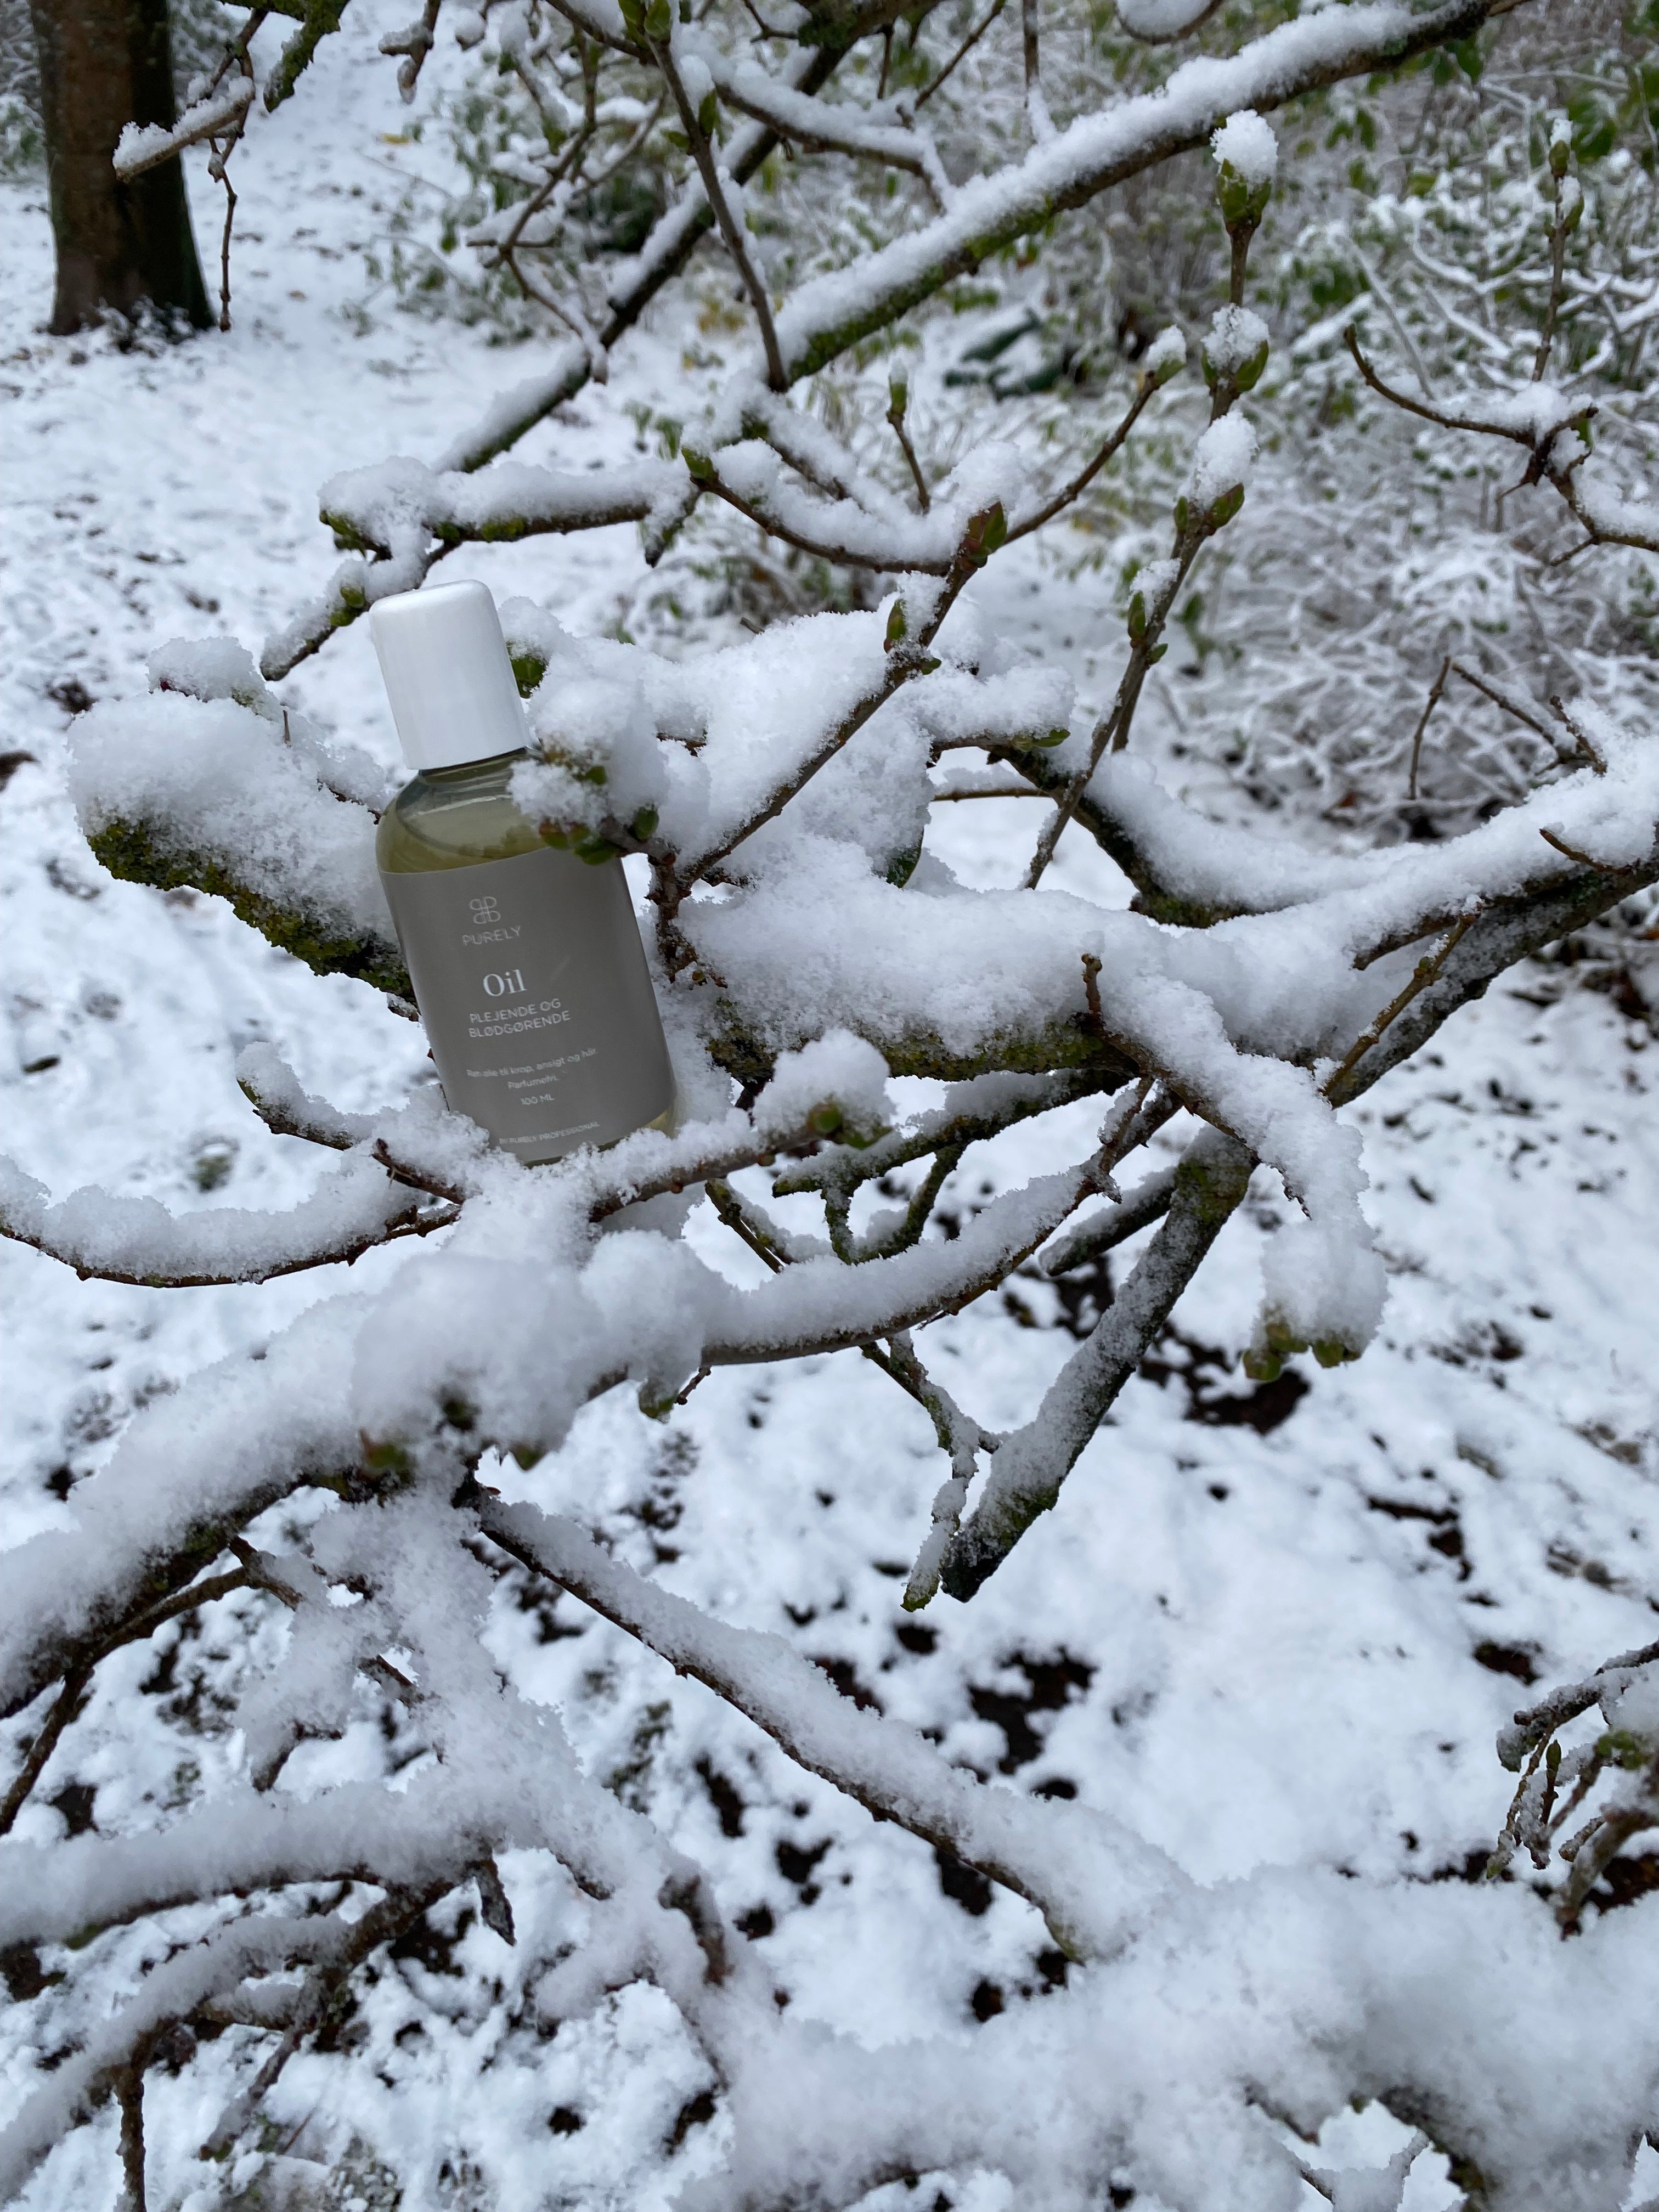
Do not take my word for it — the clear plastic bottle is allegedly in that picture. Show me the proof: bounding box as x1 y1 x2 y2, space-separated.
370 581 673 1165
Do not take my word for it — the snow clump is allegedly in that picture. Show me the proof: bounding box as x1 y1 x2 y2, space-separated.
1141 324 1187 384
753 1030 891 1145
1183 414 1258 514
1210 108 1278 189
1203 305 1270 386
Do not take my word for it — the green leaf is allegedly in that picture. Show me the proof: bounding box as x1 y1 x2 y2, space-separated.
1594 1729 1653 1770
961 501 1007 566
1215 161 1271 233
509 650 548 699
1235 337 1270 394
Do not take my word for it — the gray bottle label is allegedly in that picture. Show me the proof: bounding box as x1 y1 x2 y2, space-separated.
380 846 673 1164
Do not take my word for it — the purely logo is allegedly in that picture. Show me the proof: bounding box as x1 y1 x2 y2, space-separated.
470 896 501 924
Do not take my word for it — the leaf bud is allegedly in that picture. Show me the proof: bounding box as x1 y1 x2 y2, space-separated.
1215 162 1269 232
509 650 548 698
1595 1729 1652 1771
961 501 1007 566
1126 589 1148 641
1548 118 1571 178
1141 326 1186 388
887 370 909 421
681 446 715 481
697 90 719 138
884 600 909 650
1210 112 1276 235
644 0 671 36
1234 336 1269 392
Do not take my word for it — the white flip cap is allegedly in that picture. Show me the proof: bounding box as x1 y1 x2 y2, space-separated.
369 579 529 772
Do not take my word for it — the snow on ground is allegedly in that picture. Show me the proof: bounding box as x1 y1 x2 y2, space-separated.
2 8 1656 2205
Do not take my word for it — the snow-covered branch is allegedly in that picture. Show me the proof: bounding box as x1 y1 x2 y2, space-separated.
0 1150 452 1288
112 76 256 180
38 15 1659 2204
478 1499 1183 1954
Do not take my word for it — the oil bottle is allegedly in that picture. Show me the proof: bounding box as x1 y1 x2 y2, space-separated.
371 579 673 1164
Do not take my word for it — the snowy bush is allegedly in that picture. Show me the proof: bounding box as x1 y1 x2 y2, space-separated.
4 0 1659 2207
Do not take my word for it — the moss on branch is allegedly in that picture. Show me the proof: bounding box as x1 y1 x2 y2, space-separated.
704 1002 1138 1089
88 819 411 998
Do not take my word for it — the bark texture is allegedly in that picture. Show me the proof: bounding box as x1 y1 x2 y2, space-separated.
27 0 211 334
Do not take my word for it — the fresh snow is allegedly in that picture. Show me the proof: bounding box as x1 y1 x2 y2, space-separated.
2 7 1657 2210
1210 106 1278 189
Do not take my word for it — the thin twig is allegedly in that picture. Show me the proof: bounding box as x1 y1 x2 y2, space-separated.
1022 0 1051 140
116 2063 148 2212
1444 658 1556 744
381 0 443 99
1408 655 1451 800
916 0 1006 109
1116 0 1223 41
213 155 237 332
704 1178 788 1271
198 1884 449 2162
0 1671 90 1836
1548 693 1607 772
1 1568 251 1835
1538 826 1601 868
1324 912 1477 1099
650 36 787 391
887 386 932 512
1025 531 1199 886
930 779 1044 799
1533 171 1570 382
371 1138 468 1206
1005 373 1157 543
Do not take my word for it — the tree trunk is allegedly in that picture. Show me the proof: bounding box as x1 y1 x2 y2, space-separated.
27 0 212 335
